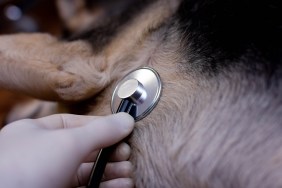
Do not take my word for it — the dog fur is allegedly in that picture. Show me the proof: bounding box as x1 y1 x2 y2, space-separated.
1 0 282 187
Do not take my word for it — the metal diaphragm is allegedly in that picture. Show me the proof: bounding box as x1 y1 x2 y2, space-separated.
111 67 162 121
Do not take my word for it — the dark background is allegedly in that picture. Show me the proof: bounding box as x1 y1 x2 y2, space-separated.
0 0 62 35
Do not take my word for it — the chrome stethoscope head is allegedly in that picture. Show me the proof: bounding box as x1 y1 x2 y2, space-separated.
111 67 162 121
87 67 162 188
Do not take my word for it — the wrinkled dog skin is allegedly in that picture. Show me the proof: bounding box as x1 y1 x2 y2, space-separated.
1 0 282 187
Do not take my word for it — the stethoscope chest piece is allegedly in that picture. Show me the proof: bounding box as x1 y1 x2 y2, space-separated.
87 67 162 188
111 67 162 121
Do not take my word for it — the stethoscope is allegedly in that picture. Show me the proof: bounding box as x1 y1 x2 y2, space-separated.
87 67 162 188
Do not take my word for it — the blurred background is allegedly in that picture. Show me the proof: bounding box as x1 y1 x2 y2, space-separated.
0 0 62 35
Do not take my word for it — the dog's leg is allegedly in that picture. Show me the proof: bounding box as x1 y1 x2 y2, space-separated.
0 33 111 101
0 1 181 102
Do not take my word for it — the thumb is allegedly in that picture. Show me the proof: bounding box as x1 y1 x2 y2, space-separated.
67 112 134 155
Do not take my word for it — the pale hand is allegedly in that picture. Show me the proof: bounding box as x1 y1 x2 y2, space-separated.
0 113 134 188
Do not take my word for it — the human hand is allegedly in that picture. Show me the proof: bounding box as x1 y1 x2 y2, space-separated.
0 113 134 188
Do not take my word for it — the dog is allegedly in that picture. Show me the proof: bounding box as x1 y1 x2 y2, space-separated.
1 0 282 187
